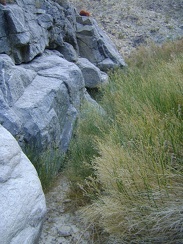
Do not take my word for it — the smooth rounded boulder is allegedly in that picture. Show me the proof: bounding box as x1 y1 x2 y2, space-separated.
0 125 46 244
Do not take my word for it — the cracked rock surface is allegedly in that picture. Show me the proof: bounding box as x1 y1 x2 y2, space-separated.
0 0 125 152
0 50 85 152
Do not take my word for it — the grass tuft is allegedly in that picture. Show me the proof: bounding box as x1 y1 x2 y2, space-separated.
25 145 65 192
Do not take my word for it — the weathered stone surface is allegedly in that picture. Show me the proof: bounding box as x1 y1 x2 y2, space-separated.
76 57 108 88
0 51 85 151
0 124 46 244
0 0 126 152
0 54 36 136
0 0 126 151
76 16 126 71
0 54 36 106
0 0 78 64
0 0 125 68
57 42 78 62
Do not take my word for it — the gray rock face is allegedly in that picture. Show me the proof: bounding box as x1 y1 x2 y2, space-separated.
0 4 48 64
76 16 126 71
0 0 78 64
0 51 85 151
77 57 108 88
57 42 78 62
0 0 125 68
0 124 46 244
0 0 125 151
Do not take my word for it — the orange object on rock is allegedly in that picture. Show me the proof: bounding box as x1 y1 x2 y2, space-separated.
79 10 90 17
0 0 6 5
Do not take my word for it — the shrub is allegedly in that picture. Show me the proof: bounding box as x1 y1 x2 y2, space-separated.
25 145 65 192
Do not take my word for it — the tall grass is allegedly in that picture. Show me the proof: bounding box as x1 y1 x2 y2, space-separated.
65 102 109 207
67 39 183 242
25 145 65 192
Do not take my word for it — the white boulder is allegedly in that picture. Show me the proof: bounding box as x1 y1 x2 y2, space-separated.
0 125 46 244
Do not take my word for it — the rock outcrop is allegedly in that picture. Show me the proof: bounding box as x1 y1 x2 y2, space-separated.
76 57 108 88
0 51 85 152
0 0 125 151
76 16 126 71
0 0 125 243
0 124 46 244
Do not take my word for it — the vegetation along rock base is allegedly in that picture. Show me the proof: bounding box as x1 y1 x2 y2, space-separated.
0 0 182 243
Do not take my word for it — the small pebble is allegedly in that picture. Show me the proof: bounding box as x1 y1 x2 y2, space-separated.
57 225 72 237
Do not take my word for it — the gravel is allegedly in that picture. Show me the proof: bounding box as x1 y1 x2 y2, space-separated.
39 174 92 244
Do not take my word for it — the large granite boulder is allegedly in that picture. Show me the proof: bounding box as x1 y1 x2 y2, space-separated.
0 51 85 152
0 124 46 244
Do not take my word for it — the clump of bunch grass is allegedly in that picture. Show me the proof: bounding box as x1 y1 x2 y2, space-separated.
25 145 65 192
65 102 109 206
68 40 183 242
